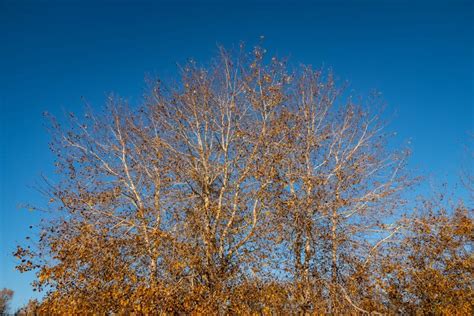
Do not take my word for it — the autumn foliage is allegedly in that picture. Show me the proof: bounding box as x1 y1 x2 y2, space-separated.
0 288 14 315
14 46 473 315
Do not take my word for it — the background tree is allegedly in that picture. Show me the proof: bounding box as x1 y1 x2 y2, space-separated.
380 199 473 314
14 299 40 316
0 288 14 315
461 134 474 200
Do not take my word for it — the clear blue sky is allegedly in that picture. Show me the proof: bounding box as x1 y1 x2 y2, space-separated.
1 0 472 310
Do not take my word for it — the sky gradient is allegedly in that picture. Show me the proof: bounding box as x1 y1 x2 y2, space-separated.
1 0 473 310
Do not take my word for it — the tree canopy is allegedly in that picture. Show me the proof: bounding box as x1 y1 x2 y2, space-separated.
14 46 473 315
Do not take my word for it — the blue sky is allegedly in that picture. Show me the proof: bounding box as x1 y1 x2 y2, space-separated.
1 0 472 310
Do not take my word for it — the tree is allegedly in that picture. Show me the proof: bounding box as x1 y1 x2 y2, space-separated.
461 134 474 200
0 288 14 315
16 46 293 314
267 68 411 313
15 299 40 316
19 44 469 314
380 200 473 314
